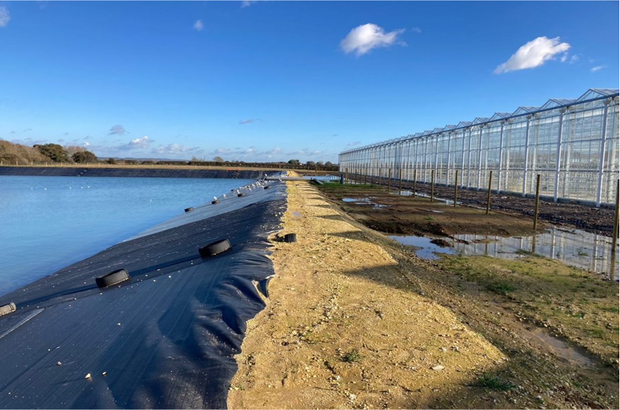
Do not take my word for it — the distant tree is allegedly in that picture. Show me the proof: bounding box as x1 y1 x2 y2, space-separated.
34 143 69 162
316 161 324 167
325 161 333 167
72 150 97 163
107 158 116 164
305 161 315 168
65 145 86 157
287 159 300 166
213 156 225 163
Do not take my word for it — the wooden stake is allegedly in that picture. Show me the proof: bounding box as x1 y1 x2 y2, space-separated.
533 174 541 230
388 168 392 191
486 170 493 215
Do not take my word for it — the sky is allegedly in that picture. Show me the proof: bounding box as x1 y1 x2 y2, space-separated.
0 1 618 163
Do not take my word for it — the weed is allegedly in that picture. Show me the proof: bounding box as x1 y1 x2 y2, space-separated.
577 248 589 257
474 374 515 391
341 349 363 363
486 281 518 295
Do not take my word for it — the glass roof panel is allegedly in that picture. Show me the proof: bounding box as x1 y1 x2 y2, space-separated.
577 89 619 102
490 112 511 121
473 117 490 124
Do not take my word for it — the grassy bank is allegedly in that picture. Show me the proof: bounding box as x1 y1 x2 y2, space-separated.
440 254 619 367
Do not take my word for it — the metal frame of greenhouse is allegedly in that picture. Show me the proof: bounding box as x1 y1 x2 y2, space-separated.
338 89 619 206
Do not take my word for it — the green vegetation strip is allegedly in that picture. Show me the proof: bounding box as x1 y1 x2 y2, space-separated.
441 254 619 366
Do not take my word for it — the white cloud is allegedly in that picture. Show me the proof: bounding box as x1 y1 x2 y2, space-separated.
570 55 579 64
241 1 257 8
153 143 203 156
119 136 153 150
411 27 422 33
346 141 361 147
560 53 568 63
108 125 128 135
0 7 10 28
239 118 261 125
494 36 571 74
591 65 606 73
193 20 204 32
340 23 406 57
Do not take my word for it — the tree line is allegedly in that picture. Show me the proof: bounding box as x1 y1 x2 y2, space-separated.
0 141 97 165
0 140 339 171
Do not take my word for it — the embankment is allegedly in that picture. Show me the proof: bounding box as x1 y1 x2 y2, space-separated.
0 178 285 408
0 166 268 179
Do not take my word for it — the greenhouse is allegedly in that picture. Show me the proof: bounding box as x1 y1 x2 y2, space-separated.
339 89 619 206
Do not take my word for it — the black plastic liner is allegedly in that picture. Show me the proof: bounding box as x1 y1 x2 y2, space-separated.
0 181 286 408
0 166 274 179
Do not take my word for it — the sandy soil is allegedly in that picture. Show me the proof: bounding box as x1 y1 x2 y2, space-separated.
228 180 618 409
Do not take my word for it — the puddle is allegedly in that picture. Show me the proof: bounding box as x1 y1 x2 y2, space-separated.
390 227 618 279
388 235 456 260
529 327 596 368
342 198 388 209
395 190 463 205
342 197 368 203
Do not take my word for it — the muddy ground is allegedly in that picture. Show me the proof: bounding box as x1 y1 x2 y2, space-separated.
229 179 619 409
345 176 616 237
316 183 542 238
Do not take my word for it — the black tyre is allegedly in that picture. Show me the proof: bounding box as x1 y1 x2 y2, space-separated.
185 207 194 213
0 302 16 317
96 269 130 288
264 186 270 189
237 193 246 197
211 199 219 205
199 239 231 258
283 233 297 243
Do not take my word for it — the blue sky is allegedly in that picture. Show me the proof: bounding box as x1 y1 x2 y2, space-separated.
1 1 618 163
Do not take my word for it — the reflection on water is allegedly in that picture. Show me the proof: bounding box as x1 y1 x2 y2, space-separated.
390 227 618 279
388 235 455 260
342 198 387 209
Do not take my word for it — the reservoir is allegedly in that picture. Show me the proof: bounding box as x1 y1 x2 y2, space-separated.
0 175 253 296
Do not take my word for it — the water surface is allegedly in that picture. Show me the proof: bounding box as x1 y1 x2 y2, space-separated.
390 227 618 278
0 175 253 296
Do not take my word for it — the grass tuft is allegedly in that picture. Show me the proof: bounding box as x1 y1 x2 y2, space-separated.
474 374 515 391
341 349 363 363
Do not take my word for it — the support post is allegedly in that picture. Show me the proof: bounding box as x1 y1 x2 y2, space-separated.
522 117 531 196
388 168 392 191
486 170 493 215
430 170 435 202
610 179 619 279
553 111 565 202
399 169 403 193
454 170 459 207
345 168 349 185
413 169 417 197
596 102 610 206
533 174 541 230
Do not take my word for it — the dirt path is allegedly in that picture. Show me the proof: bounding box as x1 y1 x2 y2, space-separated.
228 180 618 409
